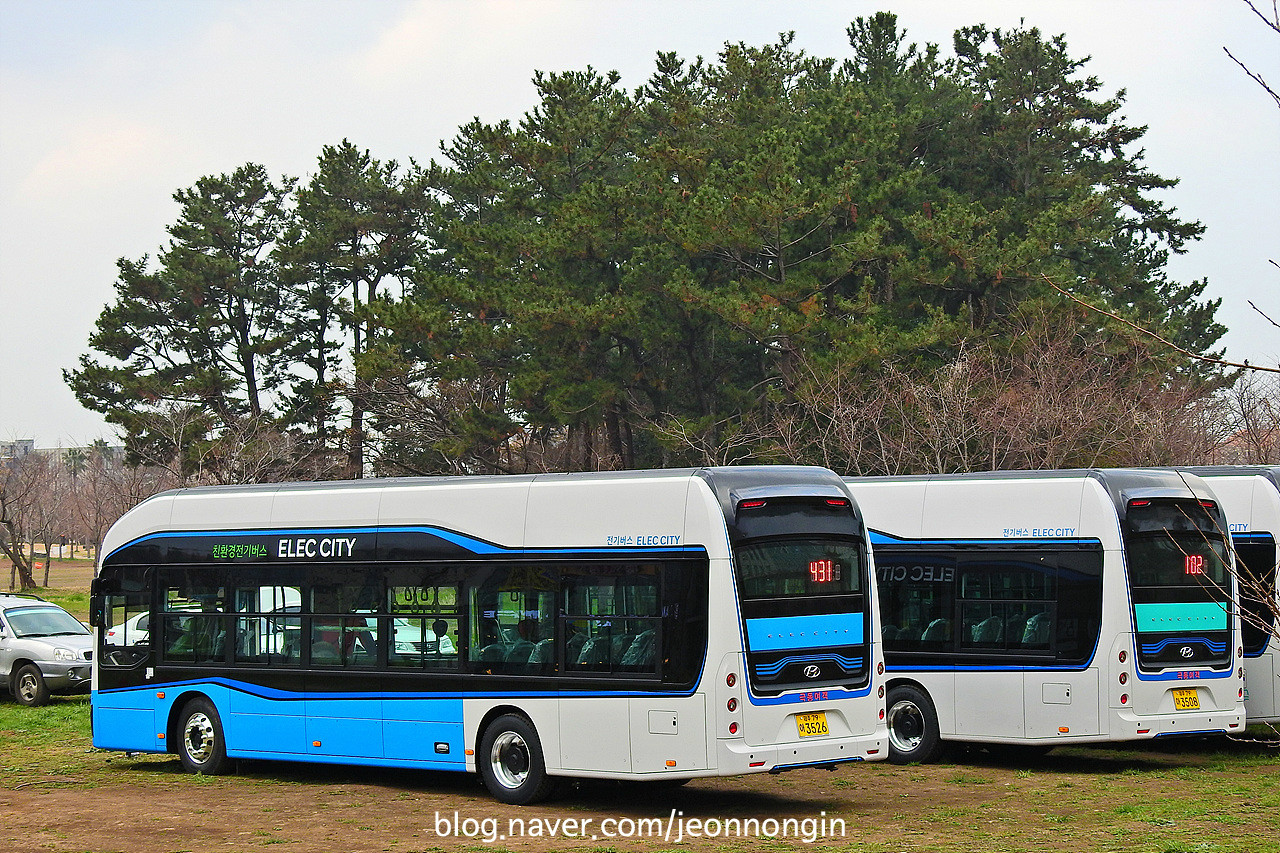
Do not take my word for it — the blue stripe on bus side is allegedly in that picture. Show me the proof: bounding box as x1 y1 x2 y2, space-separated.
107 525 709 561
1133 602 1229 632
94 676 703 703
745 613 864 652
868 531 1102 547
884 664 1236 681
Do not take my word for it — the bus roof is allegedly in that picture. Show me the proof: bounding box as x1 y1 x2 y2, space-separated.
843 468 1220 543
100 466 856 567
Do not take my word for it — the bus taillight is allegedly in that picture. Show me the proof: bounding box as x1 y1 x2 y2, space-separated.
726 672 737 687
727 698 737 712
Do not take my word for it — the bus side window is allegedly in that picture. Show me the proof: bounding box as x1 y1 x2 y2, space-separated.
466 566 556 675
101 565 151 668
309 569 381 668
957 556 1057 654
386 575 461 670
562 566 660 676
233 583 302 666
876 554 955 652
160 572 228 664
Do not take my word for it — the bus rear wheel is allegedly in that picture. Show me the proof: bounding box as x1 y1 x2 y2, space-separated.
478 714 558 805
177 698 230 775
886 684 943 764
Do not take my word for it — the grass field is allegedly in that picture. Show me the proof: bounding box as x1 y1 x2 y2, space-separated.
4 558 1280 851
2 691 1278 853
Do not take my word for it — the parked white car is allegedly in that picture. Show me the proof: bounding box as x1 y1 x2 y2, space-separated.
0 593 94 706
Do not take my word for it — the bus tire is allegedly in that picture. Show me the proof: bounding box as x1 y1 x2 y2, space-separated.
177 698 230 775
886 684 943 764
478 714 557 805
13 664 50 707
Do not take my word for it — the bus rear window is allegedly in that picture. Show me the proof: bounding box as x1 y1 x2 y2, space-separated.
1126 533 1229 588
734 538 862 598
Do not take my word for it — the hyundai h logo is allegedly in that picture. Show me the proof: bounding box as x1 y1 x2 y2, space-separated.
803 665 821 678
1180 646 1195 659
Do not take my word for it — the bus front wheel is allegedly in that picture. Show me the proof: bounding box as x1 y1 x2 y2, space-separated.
886 684 943 764
478 714 558 805
176 698 230 775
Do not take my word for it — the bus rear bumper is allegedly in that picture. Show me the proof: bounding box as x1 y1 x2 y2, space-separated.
714 731 888 774
1112 708 1245 739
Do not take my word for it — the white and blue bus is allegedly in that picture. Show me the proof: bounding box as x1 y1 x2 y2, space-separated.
843 469 1245 763
1181 466 1280 724
90 467 888 802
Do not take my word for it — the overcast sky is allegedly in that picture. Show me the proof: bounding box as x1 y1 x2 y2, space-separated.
2 0 1277 449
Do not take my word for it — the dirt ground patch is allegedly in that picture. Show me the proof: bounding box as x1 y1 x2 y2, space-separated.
3 738 1278 853
5 562 1277 851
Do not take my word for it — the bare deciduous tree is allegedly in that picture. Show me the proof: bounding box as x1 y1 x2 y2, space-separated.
1 453 46 589
771 309 1224 476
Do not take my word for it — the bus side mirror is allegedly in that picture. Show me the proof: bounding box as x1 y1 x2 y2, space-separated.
88 578 103 628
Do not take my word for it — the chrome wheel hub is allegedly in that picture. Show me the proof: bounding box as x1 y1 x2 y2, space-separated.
184 712 216 764
887 699 925 754
489 731 530 789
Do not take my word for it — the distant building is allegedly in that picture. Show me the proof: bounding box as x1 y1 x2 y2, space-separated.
1 440 126 468
0 439 36 462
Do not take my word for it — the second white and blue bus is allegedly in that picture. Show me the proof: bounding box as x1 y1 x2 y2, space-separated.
844 468 1244 762
1182 466 1280 724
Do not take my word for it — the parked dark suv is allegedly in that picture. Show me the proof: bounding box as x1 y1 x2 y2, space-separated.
0 593 93 706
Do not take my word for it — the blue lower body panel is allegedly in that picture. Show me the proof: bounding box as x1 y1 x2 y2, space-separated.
94 679 466 769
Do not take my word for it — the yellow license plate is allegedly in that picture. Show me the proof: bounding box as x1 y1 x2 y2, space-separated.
796 711 829 738
1172 687 1200 711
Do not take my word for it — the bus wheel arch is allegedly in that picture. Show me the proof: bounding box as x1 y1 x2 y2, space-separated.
885 681 943 764
173 695 231 775
476 710 559 805
163 690 210 754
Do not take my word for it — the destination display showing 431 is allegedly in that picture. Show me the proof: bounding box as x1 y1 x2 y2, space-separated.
808 558 842 583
